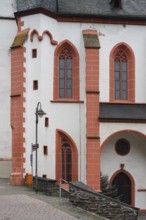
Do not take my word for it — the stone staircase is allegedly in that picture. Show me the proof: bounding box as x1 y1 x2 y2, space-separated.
32 177 142 220
69 182 139 220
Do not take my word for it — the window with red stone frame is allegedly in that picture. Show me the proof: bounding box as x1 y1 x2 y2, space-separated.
56 129 78 183
54 40 79 101
110 43 135 102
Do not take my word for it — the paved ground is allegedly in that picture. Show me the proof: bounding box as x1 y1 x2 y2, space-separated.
0 179 145 220
0 179 106 220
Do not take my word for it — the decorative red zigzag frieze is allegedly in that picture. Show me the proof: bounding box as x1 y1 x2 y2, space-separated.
30 29 58 45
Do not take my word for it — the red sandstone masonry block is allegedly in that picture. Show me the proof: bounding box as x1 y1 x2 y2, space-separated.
85 38 100 191
87 55 99 61
87 164 99 170
87 155 100 162
86 80 98 85
87 172 100 179
10 175 24 186
11 45 26 186
87 139 100 146
17 18 24 30
86 61 99 66
85 49 99 55
87 175 100 182
86 154 98 160
86 129 98 135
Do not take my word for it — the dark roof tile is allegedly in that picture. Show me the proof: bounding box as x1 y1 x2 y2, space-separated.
16 0 146 19
99 103 146 121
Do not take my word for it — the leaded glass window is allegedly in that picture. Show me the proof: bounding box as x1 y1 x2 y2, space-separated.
61 138 72 181
59 47 72 98
114 50 127 100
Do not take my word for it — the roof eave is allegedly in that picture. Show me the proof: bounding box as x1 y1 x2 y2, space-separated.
14 7 146 22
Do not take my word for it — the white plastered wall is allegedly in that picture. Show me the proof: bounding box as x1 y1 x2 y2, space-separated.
0 18 17 176
22 14 87 182
0 0 16 17
100 123 146 209
98 24 146 103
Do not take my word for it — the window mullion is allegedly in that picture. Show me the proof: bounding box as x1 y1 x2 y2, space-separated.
64 58 67 98
120 60 122 99
64 149 67 180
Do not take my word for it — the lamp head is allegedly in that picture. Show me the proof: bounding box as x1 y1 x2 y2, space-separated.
36 108 46 118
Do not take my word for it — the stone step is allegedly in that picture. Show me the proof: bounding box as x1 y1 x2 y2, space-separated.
138 213 146 220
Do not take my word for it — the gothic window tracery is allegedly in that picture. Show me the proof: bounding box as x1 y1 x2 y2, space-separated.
54 40 79 101
110 43 135 103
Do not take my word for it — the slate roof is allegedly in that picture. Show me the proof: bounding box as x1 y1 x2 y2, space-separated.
99 103 146 121
17 0 57 13
16 0 146 19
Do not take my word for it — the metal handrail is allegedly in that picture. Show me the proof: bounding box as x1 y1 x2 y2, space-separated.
59 178 69 198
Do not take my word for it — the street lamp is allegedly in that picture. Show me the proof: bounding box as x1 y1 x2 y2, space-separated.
35 102 46 192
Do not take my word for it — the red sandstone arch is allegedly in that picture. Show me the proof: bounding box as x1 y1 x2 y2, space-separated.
56 129 78 182
30 29 58 45
30 29 40 41
110 42 135 102
42 30 58 45
110 169 135 206
53 40 80 100
100 129 146 153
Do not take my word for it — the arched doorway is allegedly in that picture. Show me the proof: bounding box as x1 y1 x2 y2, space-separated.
112 172 132 205
56 129 78 183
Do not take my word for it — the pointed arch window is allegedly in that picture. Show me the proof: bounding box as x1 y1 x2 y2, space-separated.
110 43 135 103
54 40 79 101
59 47 73 98
114 50 127 100
112 172 131 205
56 130 78 183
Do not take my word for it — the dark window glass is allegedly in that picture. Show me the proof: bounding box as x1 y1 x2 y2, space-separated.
61 139 72 181
43 146 48 155
115 139 130 156
62 149 65 180
112 173 131 205
32 49 37 58
33 80 38 90
59 47 72 98
45 117 49 127
42 174 47 178
66 149 72 181
114 50 127 100
112 0 121 8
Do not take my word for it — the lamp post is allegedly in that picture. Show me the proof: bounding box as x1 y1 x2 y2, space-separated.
35 102 46 192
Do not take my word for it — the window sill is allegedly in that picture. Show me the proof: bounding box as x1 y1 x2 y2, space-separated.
51 99 84 103
110 100 135 104
137 189 146 192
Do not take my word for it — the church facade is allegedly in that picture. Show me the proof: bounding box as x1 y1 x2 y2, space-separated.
1 0 146 211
